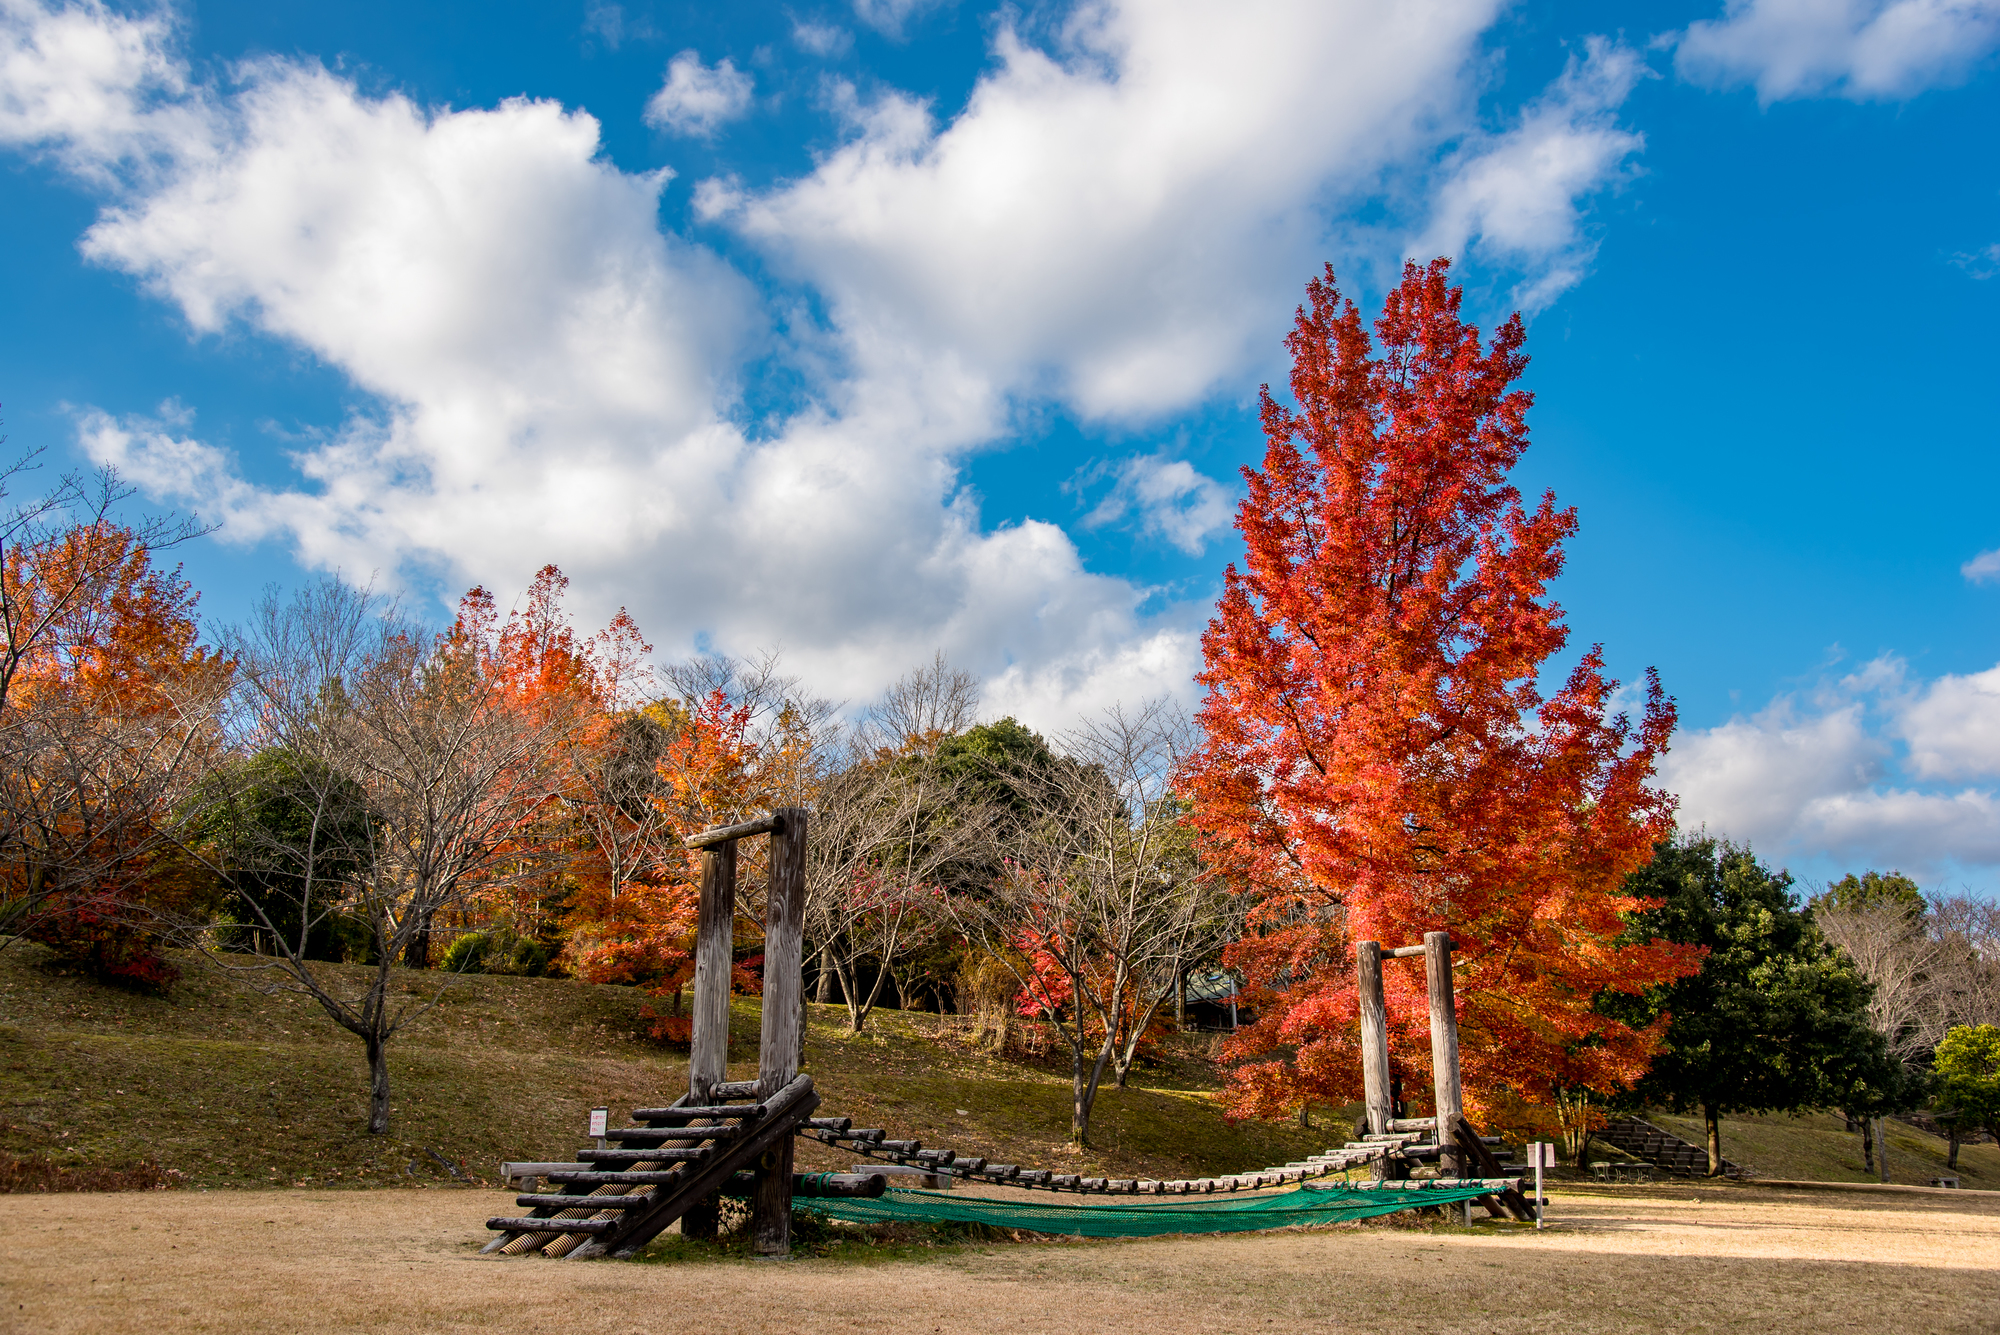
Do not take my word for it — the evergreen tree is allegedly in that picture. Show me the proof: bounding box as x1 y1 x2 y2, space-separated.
1604 834 1904 1174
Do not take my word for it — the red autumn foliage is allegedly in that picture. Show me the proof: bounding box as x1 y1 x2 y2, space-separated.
1182 260 1701 1121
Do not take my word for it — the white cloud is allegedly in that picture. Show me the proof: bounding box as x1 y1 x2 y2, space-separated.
3 0 1657 734
583 3 626 51
1897 664 2000 780
1663 697 1886 844
0 0 201 182
1953 243 2000 279
1677 0 2000 102
720 1 1518 422
1415 37 1648 312
1963 548 2000 581
1663 655 2000 875
850 0 950 40
644 50 755 137
1079 453 1234 556
792 20 853 58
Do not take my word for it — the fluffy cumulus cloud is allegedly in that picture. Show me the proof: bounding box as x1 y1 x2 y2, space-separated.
0 0 195 179
1415 37 1648 312
1663 656 2000 876
643 50 755 137
1 0 1655 727
712 0 1527 421
1677 0 2000 102
1078 453 1234 556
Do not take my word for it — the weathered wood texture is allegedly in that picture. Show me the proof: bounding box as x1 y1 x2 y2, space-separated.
757 806 809 1092
1449 1117 1536 1222
570 1074 821 1260
684 813 784 848
751 806 809 1257
1356 940 1393 1136
690 842 737 1104
1424 930 1463 1178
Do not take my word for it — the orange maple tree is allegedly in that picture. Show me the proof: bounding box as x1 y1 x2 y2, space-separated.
1182 260 1700 1126
0 521 230 985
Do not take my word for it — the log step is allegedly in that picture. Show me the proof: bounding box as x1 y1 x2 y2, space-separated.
631 1103 767 1123
606 1125 742 1144
486 1216 618 1234
577 1148 708 1164
548 1170 684 1187
513 1192 652 1210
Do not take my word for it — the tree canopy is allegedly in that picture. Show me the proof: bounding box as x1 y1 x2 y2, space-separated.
1604 834 1905 1171
1183 259 1694 1125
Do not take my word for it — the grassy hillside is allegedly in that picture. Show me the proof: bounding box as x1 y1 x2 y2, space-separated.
1639 1108 2000 1187
0 941 1337 1190
9 940 1995 1195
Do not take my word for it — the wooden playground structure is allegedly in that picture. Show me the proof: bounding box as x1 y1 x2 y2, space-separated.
483 810 1534 1258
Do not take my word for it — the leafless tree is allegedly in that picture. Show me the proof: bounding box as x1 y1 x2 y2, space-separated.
947 700 1232 1146
174 578 587 1133
856 651 979 755
1928 893 2000 1029
803 747 991 1032
1815 900 1955 1063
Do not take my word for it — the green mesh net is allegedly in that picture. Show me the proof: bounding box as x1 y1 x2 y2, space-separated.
804 1182 1499 1238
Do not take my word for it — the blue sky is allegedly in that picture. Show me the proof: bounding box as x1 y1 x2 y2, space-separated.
1 0 1997 891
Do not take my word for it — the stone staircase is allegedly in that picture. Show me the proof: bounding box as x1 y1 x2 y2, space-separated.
1595 1115 1744 1178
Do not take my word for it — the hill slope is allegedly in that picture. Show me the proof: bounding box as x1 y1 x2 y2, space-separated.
0 942 1334 1189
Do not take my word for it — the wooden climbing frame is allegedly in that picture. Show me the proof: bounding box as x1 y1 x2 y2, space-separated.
1354 931 1535 1222
484 807 822 1259
483 822 1538 1256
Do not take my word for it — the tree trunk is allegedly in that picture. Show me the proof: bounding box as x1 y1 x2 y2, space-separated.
1298 1102 1310 1129
1703 1104 1724 1177
1860 1118 1875 1173
1873 1117 1889 1184
1949 1126 1961 1171
815 960 834 1003
365 1032 391 1135
402 908 433 968
1071 1037 1116 1148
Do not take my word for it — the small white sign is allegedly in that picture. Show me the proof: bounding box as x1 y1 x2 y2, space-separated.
1528 1142 1556 1169
588 1107 609 1138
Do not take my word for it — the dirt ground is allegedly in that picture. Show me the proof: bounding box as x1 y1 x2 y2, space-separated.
3 1183 1997 1335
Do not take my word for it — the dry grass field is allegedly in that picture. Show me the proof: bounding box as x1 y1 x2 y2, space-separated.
3 1182 1997 1335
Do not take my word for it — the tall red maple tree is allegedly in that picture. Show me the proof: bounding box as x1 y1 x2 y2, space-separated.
1183 260 1699 1125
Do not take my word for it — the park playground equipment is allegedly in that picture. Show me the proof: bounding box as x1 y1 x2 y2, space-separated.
483 809 1537 1258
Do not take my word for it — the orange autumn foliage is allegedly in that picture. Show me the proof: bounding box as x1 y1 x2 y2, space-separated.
1182 261 1701 1121
1 522 230 986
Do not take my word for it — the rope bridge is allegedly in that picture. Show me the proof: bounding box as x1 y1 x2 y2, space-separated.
805 1180 1514 1238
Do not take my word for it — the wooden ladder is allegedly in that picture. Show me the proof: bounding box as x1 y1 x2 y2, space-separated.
483 1073 821 1259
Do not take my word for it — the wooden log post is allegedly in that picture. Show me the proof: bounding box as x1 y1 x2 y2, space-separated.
1424 930 1464 1180
682 840 737 1242
752 807 808 1257
1356 940 1392 1137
